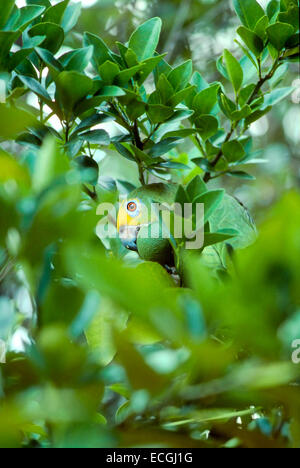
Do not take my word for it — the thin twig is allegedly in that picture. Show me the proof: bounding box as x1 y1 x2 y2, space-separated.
143 123 161 146
203 59 281 182
83 184 98 201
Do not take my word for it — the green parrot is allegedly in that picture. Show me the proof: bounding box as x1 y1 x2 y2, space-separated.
117 183 177 266
117 181 257 270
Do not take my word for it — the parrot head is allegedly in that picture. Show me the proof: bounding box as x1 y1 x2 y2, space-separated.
117 183 178 261
117 197 154 251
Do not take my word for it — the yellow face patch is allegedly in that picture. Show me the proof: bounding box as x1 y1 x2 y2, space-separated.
117 198 153 231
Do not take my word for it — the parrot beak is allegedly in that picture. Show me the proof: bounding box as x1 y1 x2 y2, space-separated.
119 225 140 252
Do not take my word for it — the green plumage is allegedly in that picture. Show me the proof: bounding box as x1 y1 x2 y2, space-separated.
129 183 177 266
122 181 257 271
129 183 178 206
137 222 174 266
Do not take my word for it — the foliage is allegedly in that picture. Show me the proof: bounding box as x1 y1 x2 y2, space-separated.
0 0 299 448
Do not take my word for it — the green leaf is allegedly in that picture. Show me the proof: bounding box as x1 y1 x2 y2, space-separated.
113 143 135 161
43 0 69 24
159 161 187 170
73 113 114 135
191 71 209 92
22 34 46 50
99 60 120 85
228 170 255 180
195 115 219 141
149 137 182 157
19 75 53 106
218 91 236 119
239 84 256 106
194 190 225 223
14 5 46 31
157 74 174 104
0 31 21 68
193 84 220 115
153 57 172 85
35 47 63 77
83 32 113 69
126 101 147 121
129 144 153 165
209 193 257 249
74 156 99 186
162 129 196 140
25 0 51 6
262 86 294 109
129 17 162 62
278 6 299 30
245 106 272 126
222 140 246 163
70 291 101 339
216 56 229 80
0 104 36 139
237 26 264 57
17 132 42 148
147 104 174 124
233 0 265 30
192 157 213 172
285 34 300 48
231 105 252 121
32 137 69 192
254 15 269 40
234 40 259 71
78 129 110 146
280 45 300 62
167 60 193 92
28 22 64 54
165 109 194 123
55 71 94 116
203 230 238 248
223 49 243 93
0 151 30 186
2 4 19 31
125 48 139 67
61 0 81 32
267 0 280 21
98 85 125 97
281 0 298 8
137 54 166 85
115 65 144 87
0 0 15 29
168 86 195 107
266 22 294 50
186 175 207 202
175 185 189 206
60 46 94 72
239 54 259 82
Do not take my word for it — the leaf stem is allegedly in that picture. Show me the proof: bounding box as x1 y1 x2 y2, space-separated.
203 58 280 183
38 63 44 124
64 121 70 144
83 184 98 201
132 120 146 185
203 126 234 182
143 123 160 145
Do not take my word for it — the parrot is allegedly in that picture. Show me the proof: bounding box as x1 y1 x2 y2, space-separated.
117 181 257 272
117 183 178 267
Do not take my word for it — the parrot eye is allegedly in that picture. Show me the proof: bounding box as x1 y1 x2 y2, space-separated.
127 201 137 213
125 199 140 218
